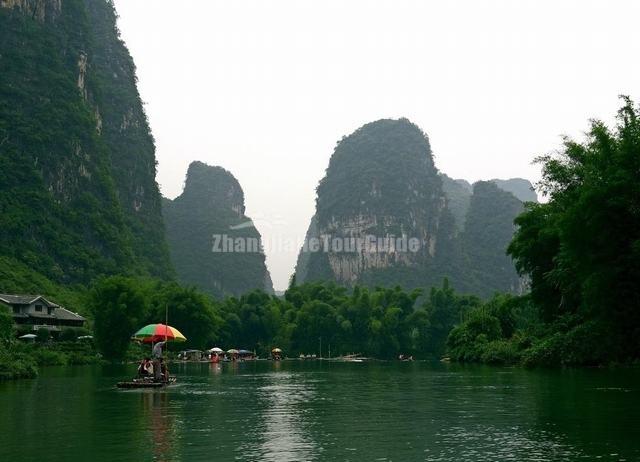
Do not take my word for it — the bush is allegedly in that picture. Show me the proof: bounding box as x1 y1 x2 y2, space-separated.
560 321 613 365
480 340 521 365
66 351 100 365
16 326 33 337
0 351 38 380
125 341 147 362
32 348 68 366
521 333 565 367
521 320 614 367
446 310 502 362
0 306 14 345
59 328 78 342
36 328 50 343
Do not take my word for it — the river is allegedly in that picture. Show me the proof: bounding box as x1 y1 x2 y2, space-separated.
0 361 638 461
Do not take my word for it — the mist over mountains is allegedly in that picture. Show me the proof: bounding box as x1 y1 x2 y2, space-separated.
295 119 536 297
0 1 536 299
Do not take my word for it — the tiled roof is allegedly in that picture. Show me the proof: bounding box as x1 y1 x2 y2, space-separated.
0 294 40 305
29 313 57 320
1 294 84 322
55 307 86 321
0 294 59 307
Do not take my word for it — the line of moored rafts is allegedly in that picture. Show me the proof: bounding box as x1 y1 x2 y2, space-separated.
116 324 378 389
177 348 280 362
175 349 372 363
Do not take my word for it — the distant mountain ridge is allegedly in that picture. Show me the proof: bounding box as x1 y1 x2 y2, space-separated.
491 178 538 203
0 0 536 300
441 175 537 232
295 118 534 297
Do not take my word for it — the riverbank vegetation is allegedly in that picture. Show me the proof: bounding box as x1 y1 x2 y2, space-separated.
2 101 638 373
84 274 500 361
449 98 640 367
0 305 100 379
91 99 639 367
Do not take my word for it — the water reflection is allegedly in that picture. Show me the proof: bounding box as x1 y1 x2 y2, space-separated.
251 370 317 461
140 392 179 462
1 362 638 461
425 425 586 461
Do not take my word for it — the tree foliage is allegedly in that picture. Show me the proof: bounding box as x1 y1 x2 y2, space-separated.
0 304 14 346
508 97 640 363
89 276 149 361
215 280 478 359
0 0 172 294
148 282 222 350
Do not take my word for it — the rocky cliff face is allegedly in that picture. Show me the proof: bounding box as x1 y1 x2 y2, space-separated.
0 0 61 22
296 118 533 296
163 162 274 298
440 175 472 233
83 0 173 278
0 0 172 287
297 119 453 289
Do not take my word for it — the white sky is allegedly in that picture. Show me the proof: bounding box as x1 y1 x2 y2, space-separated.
113 0 640 290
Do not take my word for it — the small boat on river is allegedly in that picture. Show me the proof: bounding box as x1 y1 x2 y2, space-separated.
117 322 186 389
116 377 177 389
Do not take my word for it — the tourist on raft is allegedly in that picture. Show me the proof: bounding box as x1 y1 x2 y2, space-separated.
137 357 153 377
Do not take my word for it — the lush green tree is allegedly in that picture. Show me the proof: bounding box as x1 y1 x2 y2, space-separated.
148 282 222 350
218 290 283 353
422 279 480 356
293 300 338 355
215 282 446 358
446 309 502 362
508 203 563 321
89 276 149 361
509 97 640 362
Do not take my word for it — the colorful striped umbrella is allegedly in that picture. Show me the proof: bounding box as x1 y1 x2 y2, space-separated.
132 324 187 344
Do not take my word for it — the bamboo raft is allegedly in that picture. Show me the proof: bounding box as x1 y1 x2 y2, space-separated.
116 376 176 389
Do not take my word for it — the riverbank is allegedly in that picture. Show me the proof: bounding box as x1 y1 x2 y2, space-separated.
0 341 102 380
447 315 640 368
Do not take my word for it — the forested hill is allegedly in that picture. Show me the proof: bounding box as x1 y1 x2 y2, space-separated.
296 119 448 289
441 175 537 232
295 118 532 297
0 0 173 295
163 162 274 298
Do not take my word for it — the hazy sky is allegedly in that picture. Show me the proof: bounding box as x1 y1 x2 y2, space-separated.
113 0 640 290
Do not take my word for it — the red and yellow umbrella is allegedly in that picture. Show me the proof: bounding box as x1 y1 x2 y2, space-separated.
132 324 187 344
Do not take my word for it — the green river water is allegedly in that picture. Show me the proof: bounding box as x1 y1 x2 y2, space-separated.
0 361 638 461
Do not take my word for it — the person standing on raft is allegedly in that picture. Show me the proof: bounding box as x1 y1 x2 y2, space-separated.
152 341 166 382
